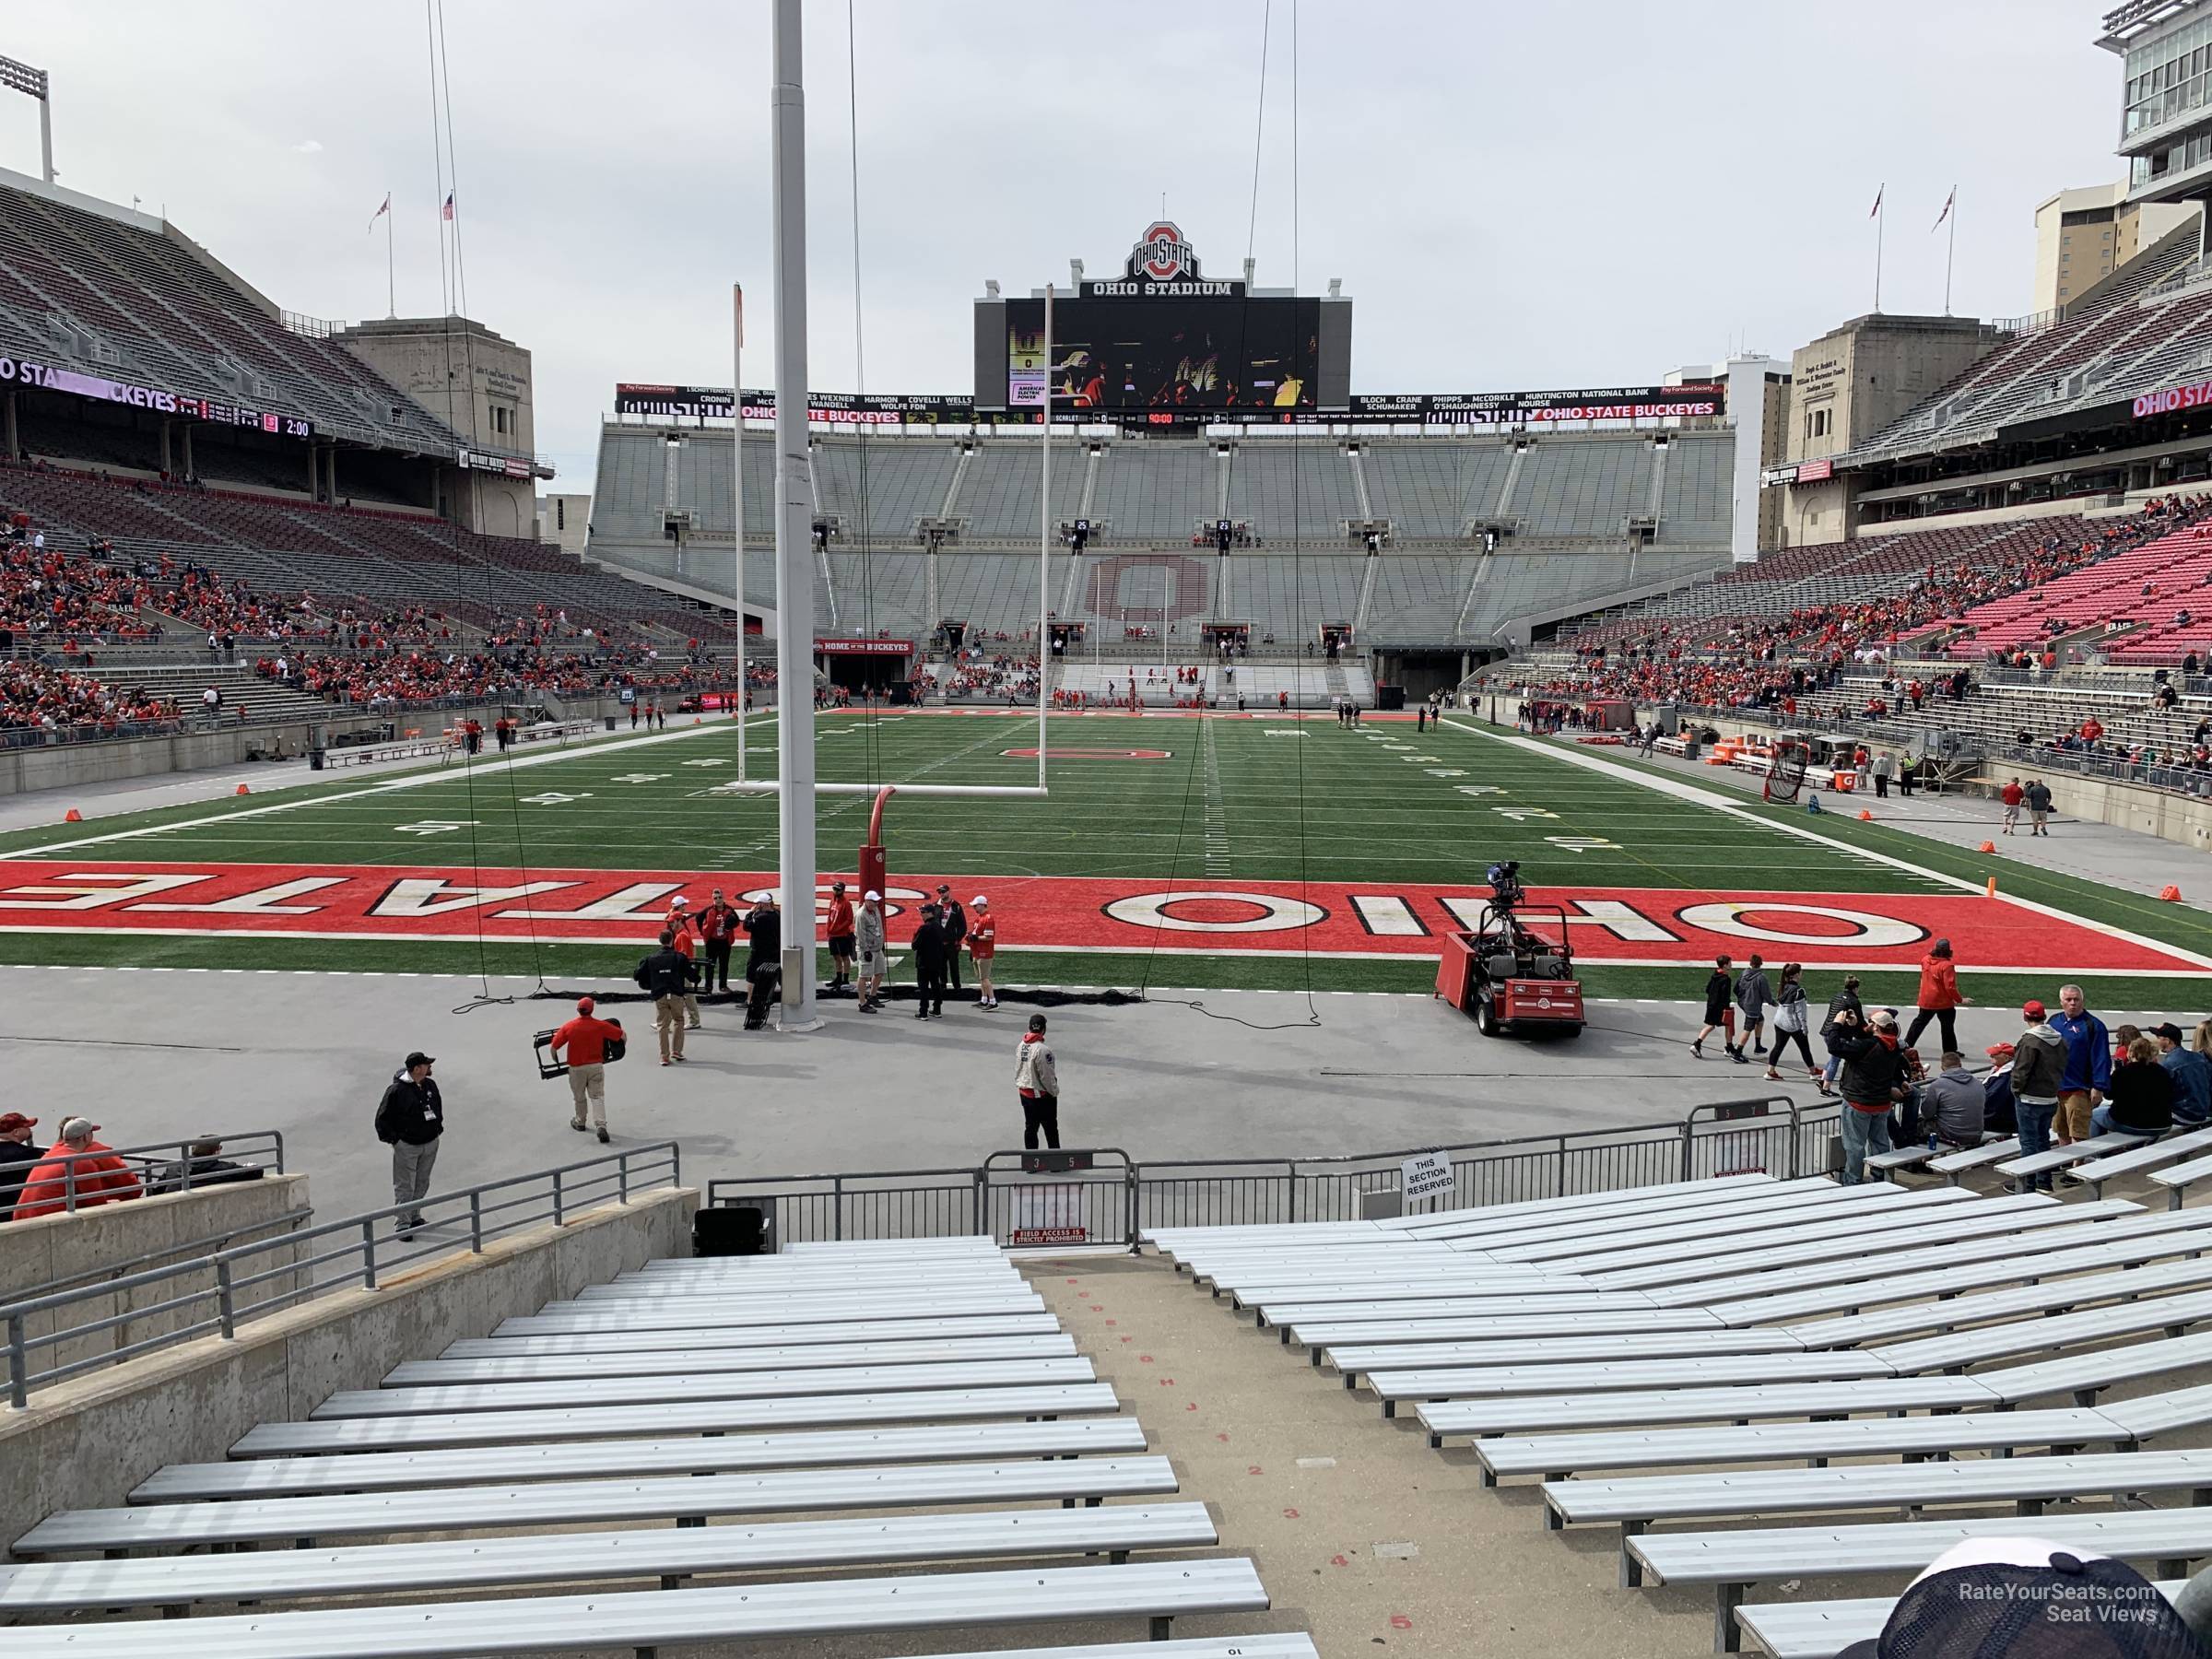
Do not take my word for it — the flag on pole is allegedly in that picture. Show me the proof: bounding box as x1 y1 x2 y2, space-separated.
441 193 454 221
369 193 391 231
1870 184 1884 218
1933 187 1955 229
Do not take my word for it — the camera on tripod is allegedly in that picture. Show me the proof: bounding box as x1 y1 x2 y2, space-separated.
1486 860 1526 911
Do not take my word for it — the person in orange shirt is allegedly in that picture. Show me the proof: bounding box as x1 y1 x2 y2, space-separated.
11 1117 144 1220
549 996 626 1141
969 895 999 1010
823 881 856 997
666 899 704 1029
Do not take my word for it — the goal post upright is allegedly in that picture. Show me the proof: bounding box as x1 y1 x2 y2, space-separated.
1038 281 1052 787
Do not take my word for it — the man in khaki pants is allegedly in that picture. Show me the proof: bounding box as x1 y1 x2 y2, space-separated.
635 931 697 1065
548 996 626 1142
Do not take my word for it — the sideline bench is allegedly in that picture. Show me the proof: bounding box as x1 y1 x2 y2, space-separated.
1632 1509 2212 1653
1734 1580 2187 1659
1470 1406 2120 1487
316 1358 1099 1418
15 1455 1181 1554
144 1417 1152 1501
2066 1124 2212 1199
1546 1447 2212 1584
449 1311 1065 1358
233 1382 1125 1456
0 1558 1271 1657
1416 1374 1996 1444
0 1501 1216 1614
385 1333 1079 1386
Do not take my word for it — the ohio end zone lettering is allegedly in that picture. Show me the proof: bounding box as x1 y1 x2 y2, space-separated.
0 862 2196 973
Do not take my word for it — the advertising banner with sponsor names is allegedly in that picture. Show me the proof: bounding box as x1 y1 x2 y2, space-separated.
0 352 313 441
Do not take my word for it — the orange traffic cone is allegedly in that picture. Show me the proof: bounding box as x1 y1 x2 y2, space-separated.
1977 840 1996 853
63 808 81 822
1986 877 1998 898
2161 884 2183 901
694 715 703 725
235 783 250 796
1856 808 1874 821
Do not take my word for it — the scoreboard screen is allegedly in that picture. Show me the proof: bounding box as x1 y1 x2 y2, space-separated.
1005 296 1320 414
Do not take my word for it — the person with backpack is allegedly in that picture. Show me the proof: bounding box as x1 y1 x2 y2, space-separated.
1015 1014 1061 1149
373 1053 444 1236
634 931 698 1065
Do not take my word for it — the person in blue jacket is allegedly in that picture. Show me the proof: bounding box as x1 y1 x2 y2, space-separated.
2155 1022 2212 1125
2049 982 2111 1146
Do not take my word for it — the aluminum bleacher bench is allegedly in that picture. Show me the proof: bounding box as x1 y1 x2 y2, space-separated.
1862 1144 1940 1178
1365 1349 1894 1417
13 1454 1182 1554
1926 1135 2021 1183
507 1290 1047 1333
1324 1327 1805 1388
1415 1374 1997 1444
0 1558 1272 1657
1783 1255 2212 1347
2066 1124 2212 1199
691 1236 1002 1257
144 1417 1154 1500
1470 1406 2122 1488
2100 1379 2212 1441
1204 1263 1576 1297
578 1269 1021 1300
1546 1447 2212 1585
1859 1287 2212 1373
1252 1289 1659 1335
1418 1180 1927 1260
451 1311 1065 1358
1481 1185 1966 1266
1702 1209 2212 1325
1225 1277 1589 1314
1285 1306 1719 1359
1517 1190 1986 1276
233 1382 1125 1456
2153 1148 2212 1209
318 1358 1100 1418
384 1333 1080 1385
1733 1581 2187 1659
1631 1509 2212 1653
1635 1199 2147 1307
1974 1328 2212 1406
0 1501 1217 1614
1994 1131 2152 1182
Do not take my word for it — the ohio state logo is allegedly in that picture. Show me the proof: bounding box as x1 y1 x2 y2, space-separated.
1130 221 1196 282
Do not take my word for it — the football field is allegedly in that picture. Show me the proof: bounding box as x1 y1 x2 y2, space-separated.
0 707 2207 1005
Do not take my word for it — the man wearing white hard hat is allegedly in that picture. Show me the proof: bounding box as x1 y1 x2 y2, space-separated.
855 889 887 1013
969 896 998 1009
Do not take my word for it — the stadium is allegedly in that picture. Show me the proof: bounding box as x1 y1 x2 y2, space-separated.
19 2 2212 1657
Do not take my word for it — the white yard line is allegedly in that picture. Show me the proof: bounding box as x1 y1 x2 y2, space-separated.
1443 718 2212 973
0 719 775 862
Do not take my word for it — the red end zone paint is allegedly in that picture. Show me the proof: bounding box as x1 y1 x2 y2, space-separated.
0 863 2199 973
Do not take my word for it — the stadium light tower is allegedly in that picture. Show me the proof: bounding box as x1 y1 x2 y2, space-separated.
0 55 54 184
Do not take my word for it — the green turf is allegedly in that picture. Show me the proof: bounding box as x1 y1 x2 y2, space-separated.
0 708 2205 1005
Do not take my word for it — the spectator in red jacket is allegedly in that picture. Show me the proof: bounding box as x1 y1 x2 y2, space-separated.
549 996 626 1142
1905 938 1971 1055
11 1117 143 1220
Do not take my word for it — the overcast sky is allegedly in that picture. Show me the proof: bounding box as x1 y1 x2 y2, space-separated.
1 1 2134 486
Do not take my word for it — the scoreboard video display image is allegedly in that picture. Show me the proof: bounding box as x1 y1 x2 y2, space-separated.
1004 296 1322 414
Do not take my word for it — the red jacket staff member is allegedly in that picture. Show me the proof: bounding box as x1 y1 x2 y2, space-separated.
666 900 703 1030
824 882 857 996
12 1117 144 1220
550 996 626 1142
969 895 999 1010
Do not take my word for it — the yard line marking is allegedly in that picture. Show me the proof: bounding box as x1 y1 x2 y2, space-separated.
1200 718 1232 877
0 719 779 862
1442 718 2212 973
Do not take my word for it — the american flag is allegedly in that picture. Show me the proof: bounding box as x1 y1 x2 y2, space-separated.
369 193 390 230
1933 187 1955 229
441 193 454 221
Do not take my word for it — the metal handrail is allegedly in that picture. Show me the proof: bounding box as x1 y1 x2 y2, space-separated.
4 1130 286 1218
1 1140 681 1407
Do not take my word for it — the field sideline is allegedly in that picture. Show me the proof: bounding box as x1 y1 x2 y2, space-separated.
0 707 2206 1006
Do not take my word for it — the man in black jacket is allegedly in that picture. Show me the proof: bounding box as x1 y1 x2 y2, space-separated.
742 892 783 1030
912 902 948 1020
636 931 698 1065
936 886 969 996
149 1138 265 1195
1828 1010 1909 1183
0 1112 40 1220
374 1053 444 1235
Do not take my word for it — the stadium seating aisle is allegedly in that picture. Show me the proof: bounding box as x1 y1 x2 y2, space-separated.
1145 1169 2212 1656
0 1238 1310 1659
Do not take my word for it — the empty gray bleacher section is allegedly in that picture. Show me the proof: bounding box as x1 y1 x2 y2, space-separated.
955 438 1087 543
1092 441 1218 541
583 424 781 610
1363 555 1472 637
1220 555 1363 628
1361 441 1515 539
936 552 1044 636
1657 432 1733 545
1221 443 1361 540
813 436 960 545
1515 440 1652 538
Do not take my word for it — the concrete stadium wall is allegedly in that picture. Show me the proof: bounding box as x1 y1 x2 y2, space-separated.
0 1186 698 1539
1 1174 311 1382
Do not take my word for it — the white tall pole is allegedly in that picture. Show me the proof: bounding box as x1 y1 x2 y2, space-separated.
1037 282 1052 788
385 210 395 319
734 281 747 782
770 0 819 1030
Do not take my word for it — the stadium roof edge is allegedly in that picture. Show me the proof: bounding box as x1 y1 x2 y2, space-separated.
2099 0 2199 52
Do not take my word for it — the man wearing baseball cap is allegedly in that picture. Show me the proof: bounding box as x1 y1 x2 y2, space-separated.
969 896 998 1010
11 1117 143 1221
823 881 856 997
0 1112 41 1220
855 889 886 1013
2008 1000 2069 1192
936 887 969 998
374 1052 444 1236
1835 1535 2204 1656
549 996 626 1142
